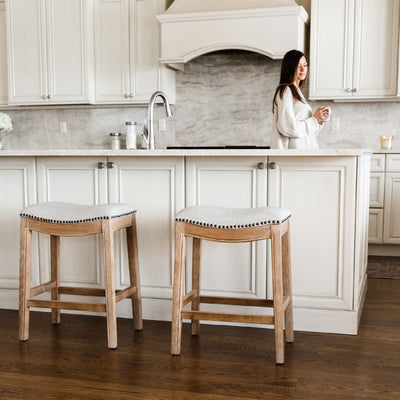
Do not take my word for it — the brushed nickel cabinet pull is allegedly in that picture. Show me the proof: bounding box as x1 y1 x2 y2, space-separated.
107 161 115 169
97 162 105 169
269 162 277 169
257 162 265 169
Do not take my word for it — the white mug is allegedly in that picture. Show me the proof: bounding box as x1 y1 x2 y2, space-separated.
322 107 332 122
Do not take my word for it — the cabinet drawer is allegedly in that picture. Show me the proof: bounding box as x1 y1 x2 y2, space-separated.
368 208 383 244
369 173 385 207
386 154 400 172
370 154 385 172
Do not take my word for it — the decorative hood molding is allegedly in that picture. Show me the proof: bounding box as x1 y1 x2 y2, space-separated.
157 0 309 70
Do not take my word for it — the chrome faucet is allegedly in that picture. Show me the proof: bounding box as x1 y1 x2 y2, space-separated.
143 91 173 150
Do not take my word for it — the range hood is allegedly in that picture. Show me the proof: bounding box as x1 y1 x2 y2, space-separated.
157 0 309 70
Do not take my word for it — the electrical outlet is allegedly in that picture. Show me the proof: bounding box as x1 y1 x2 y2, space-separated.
159 119 166 131
60 121 68 133
331 117 340 130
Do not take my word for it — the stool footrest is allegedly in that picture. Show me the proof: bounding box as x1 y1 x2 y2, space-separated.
181 310 274 325
59 286 106 297
27 299 106 313
200 295 274 308
30 281 57 298
115 286 137 302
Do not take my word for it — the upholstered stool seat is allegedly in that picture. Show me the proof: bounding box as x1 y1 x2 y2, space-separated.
19 202 143 349
171 205 294 364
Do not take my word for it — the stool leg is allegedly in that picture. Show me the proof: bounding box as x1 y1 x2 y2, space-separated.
171 223 186 355
102 220 118 349
271 225 285 364
50 235 61 324
191 238 201 336
126 214 143 331
282 221 294 343
19 218 31 341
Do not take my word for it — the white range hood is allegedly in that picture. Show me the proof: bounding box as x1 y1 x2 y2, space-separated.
157 0 309 70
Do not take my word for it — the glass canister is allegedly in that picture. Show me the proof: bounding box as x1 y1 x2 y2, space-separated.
109 132 121 150
125 121 137 149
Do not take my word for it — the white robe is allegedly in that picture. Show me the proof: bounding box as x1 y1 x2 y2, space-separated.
271 87 323 149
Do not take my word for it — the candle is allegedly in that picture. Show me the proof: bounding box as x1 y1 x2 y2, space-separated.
380 136 393 150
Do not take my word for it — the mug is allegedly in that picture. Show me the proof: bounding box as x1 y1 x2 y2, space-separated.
322 107 332 122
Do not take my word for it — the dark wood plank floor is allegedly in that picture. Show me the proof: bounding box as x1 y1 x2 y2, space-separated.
0 278 399 400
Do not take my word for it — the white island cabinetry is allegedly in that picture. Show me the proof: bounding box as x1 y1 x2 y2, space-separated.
0 157 37 308
185 157 268 301
268 155 370 332
35 156 184 314
0 150 369 334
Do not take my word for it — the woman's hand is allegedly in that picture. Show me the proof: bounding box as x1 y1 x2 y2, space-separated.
313 107 330 124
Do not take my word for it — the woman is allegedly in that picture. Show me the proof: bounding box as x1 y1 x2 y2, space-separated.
271 50 330 149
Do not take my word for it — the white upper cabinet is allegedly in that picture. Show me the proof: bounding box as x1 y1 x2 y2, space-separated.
309 0 400 100
6 0 94 105
0 1 7 105
94 0 175 104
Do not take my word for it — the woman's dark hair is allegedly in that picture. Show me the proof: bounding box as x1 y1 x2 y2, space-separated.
272 49 308 112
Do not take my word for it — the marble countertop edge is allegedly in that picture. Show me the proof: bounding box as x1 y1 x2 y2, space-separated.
0 148 371 157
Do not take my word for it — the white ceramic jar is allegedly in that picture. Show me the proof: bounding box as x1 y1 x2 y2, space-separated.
125 121 137 149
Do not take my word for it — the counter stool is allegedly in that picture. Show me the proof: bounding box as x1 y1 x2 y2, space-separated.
19 202 143 349
171 205 293 364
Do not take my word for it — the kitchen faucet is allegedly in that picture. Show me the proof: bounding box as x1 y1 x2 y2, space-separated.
143 91 173 150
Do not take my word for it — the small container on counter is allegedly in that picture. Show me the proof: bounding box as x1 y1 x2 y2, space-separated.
125 121 137 149
109 132 121 150
380 135 394 150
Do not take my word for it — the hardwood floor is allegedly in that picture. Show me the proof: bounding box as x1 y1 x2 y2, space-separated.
0 278 399 400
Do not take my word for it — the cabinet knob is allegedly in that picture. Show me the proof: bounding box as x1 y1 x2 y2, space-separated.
269 162 277 169
124 94 129 98
42 95 47 99
257 162 265 170
345 88 352 92
107 161 115 169
97 162 105 169
47 95 52 99
352 88 358 93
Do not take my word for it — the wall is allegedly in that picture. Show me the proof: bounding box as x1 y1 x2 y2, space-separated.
2 51 400 151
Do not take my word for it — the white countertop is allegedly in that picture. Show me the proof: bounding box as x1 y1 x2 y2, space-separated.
0 148 370 157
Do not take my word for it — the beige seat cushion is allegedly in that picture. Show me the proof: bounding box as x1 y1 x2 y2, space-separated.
20 202 136 224
175 205 291 229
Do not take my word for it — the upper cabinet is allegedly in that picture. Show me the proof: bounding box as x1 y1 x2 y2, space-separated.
309 0 400 100
0 1 7 105
6 0 95 105
94 0 175 104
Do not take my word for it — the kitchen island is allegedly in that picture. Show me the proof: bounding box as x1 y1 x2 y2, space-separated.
0 149 370 334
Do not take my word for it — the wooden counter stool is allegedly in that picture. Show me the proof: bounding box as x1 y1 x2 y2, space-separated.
19 202 143 349
171 205 293 364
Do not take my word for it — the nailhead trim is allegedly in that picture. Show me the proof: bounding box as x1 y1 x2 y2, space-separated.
20 210 136 224
175 215 290 229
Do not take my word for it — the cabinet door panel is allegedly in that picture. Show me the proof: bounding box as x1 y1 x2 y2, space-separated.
95 0 130 102
368 208 383 244
6 0 47 103
36 157 107 287
353 0 399 97
369 172 384 207
48 0 92 101
186 157 267 299
383 173 400 244
309 0 353 99
0 2 8 104
268 157 356 310
0 157 37 292
108 157 184 298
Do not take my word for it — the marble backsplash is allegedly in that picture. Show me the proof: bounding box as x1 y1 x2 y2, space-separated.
1 51 400 151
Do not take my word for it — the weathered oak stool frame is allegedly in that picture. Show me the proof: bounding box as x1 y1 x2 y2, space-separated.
171 206 294 364
19 202 143 349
